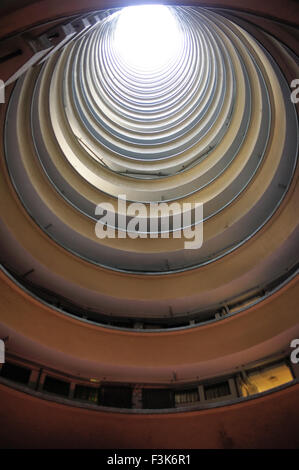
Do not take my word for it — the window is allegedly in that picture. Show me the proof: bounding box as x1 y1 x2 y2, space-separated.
142 388 175 409
101 385 132 408
239 361 294 397
0 362 31 385
74 385 99 403
204 381 230 401
175 388 199 405
43 376 70 397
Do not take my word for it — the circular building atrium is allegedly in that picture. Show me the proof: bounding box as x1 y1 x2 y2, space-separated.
0 0 298 449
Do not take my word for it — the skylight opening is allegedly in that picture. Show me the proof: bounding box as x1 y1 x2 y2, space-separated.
113 5 183 72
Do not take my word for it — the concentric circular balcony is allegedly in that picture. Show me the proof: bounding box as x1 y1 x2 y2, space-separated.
0 1 298 449
1 5 298 325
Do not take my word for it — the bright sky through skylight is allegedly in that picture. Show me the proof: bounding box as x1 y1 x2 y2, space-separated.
113 5 183 71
